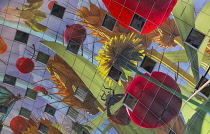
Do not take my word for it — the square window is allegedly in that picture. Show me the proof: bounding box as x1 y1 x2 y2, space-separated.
36 51 50 65
74 86 88 102
185 28 205 50
102 14 117 31
14 30 29 44
67 107 79 122
25 88 38 101
19 107 31 119
0 105 8 114
38 123 49 134
51 3 65 19
168 130 176 134
44 104 56 117
66 40 81 55
107 66 122 83
130 14 146 32
82 131 88 134
3 74 17 86
123 93 137 111
196 77 210 97
140 56 156 73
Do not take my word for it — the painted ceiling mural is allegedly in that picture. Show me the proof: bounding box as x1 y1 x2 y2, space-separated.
0 0 210 134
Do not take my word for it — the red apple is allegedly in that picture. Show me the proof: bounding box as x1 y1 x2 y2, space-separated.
102 0 177 34
63 24 87 45
16 58 34 74
48 1 58 10
0 37 7 54
33 86 48 95
10 116 28 134
125 71 182 128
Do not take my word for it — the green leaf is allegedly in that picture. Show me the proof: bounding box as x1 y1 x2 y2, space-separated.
122 67 134 77
172 0 200 83
24 20 48 32
172 0 194 40
162 50 188 63
184 98 210 134
195 2 210 73
130 52 143 61
34 10 46 21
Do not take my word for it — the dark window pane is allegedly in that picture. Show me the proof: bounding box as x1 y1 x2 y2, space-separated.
0 105 8 114
130 14 146 32
38 123 49 134
102 14 117 31
44 104 56 116
66 40 81 55
14 30 29 44
67 107 79 122
168 130 176 134
196 77 210 97
19 107 31 119
74 86 88 102
185 28 205 49
123 93 137 111
36 51 50 65
51 3 65 19
107 66 122 82
25 88 38 101
140 56 156 73
3 74 17 86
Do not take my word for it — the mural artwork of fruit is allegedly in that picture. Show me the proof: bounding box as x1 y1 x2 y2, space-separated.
102 0 178 34
125 71 182 128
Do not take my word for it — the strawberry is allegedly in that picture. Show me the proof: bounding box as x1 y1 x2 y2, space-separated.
125 71 182 128
102 0 177 34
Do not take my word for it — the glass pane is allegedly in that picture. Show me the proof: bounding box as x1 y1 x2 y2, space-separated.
130 14 146 32
3 74 17 86
67 107 79 121
140 56 156 73
38 123 49 134
14 30 29 44
66 40 81 55
25 88 37 100
102 14 117 31
123 93 137 111
44 104 56 116
51 3 65 19
19 107 31 119
107 66 122 82
0 105 8 114
36 51 50 65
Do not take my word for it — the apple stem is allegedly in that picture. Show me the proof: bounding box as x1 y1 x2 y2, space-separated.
31 44 36 60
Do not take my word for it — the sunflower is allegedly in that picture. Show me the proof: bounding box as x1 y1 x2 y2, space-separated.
96 32 145 85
